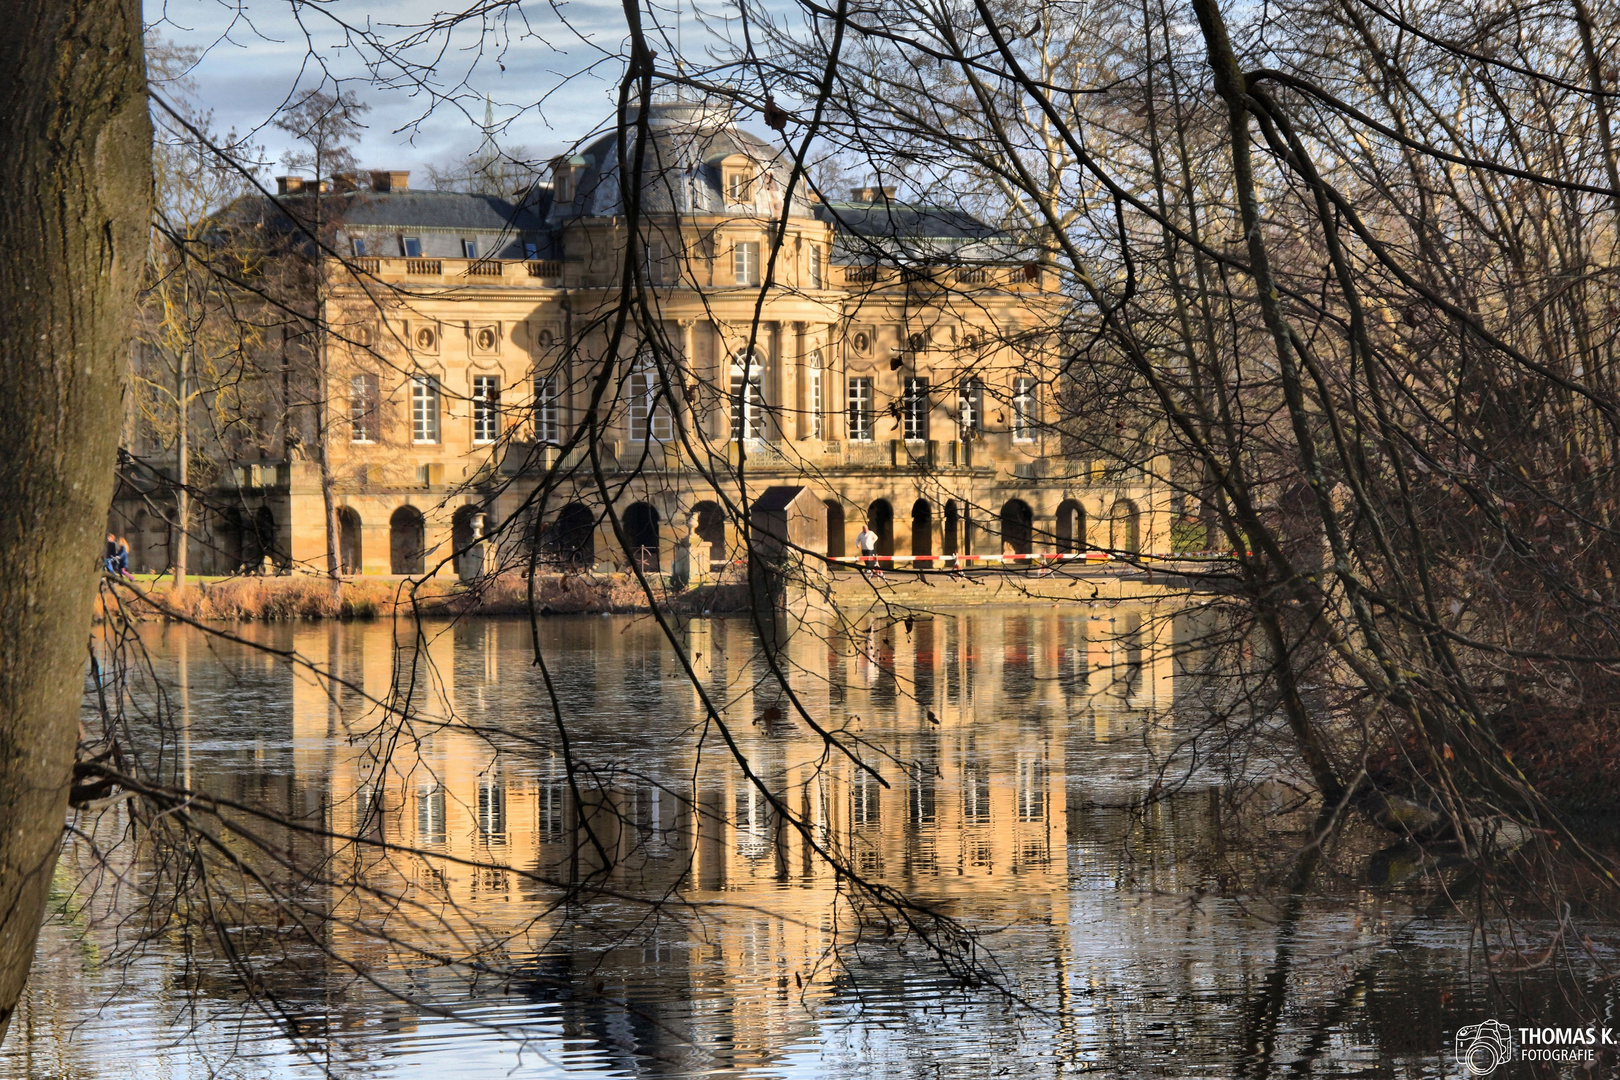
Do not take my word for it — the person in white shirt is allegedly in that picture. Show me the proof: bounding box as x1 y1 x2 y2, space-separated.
855 522 881 576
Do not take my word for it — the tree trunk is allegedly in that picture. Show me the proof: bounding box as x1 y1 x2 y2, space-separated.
0 0 150 1044
173 343 189 587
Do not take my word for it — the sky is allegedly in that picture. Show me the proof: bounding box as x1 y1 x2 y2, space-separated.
144 0 725 182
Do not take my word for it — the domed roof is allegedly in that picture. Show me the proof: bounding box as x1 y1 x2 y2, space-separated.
549 100 820 222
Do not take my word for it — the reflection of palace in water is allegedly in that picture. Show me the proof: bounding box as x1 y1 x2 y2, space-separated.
264 607 1181 1072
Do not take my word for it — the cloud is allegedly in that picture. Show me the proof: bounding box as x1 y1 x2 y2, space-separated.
147 0 641 176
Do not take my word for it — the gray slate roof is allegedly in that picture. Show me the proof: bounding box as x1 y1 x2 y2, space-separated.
552 102 820 222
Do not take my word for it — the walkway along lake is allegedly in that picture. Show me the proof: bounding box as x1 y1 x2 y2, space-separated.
6 608 1614 1078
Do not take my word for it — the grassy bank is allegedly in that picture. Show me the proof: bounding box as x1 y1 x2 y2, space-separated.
98 572 751 622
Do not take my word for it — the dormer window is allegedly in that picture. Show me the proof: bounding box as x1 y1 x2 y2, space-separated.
351 236 366 257
401 236 422 258
551 156 582 204
726 169 754 203
462 238 479 259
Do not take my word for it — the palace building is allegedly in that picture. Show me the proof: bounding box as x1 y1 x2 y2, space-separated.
114 99 1167 578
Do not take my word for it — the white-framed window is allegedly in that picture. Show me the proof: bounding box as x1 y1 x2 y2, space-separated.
807 349 824 440
734 241 760 286
1012 376 1036 442
958 376 983 440
401 236 422 258
416 781 446 845
472 375 501 444
350 236 367 257
847 376 874 441
628 358 672 442
727 169 754 203
533 374 560 444
462 238 479 259
411 375 440 444
730 352 766 441
903 376 930 441
350 373 379 443
807 244 822 289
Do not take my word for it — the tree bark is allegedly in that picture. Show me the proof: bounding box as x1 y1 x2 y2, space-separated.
0 0 150 1044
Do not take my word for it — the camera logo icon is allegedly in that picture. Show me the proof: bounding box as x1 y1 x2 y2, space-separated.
1456 1020 1512 1076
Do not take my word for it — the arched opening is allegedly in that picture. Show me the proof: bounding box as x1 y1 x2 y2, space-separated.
216 509 245 574
911 499 933 558
1000 499 1033 556
536 502 595 566
248 506 278 572
1109 499 1141 554
390 506 426 575
867 499 894 557
692 501 726 571
824 500 846 558
452 505 484 580
624 502 660 571
1055 499 1086 554
942 500 959 557
338 508 362 575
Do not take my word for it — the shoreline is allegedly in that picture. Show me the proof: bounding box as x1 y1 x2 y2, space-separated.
98 566 1194 623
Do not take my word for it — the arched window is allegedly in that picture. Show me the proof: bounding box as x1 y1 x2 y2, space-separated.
942 500 959 557
806 349 824 440
730 351 766 441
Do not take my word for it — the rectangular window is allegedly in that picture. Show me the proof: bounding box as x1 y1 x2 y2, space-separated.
734 241 760 286
401 236 422 258
731 359 765 441
807 350 824 440
533 374 560 444
350 373 379 443
523 241 539 259
645 238 666 285
959 377 983 440
417 782 446 846
472 375 501 444
727 171 753 202
807 244 822 289
350 236 366 257
1012 376 1036 441
903 377 930 441
628 362 672 442
411 375 440 444
462 238 479 259
847 376 874 442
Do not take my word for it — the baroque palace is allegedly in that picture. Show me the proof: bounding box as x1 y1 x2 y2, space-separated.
114 99 1166 577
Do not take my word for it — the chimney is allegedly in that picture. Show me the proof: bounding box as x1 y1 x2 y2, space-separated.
276 176 305 195
331 172 360 192
851 185 895 203
370 170 410 192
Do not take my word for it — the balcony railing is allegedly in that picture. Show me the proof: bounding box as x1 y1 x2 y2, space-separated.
337 257 565 284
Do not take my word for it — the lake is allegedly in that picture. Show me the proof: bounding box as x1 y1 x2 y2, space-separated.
3 607 1600 1077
